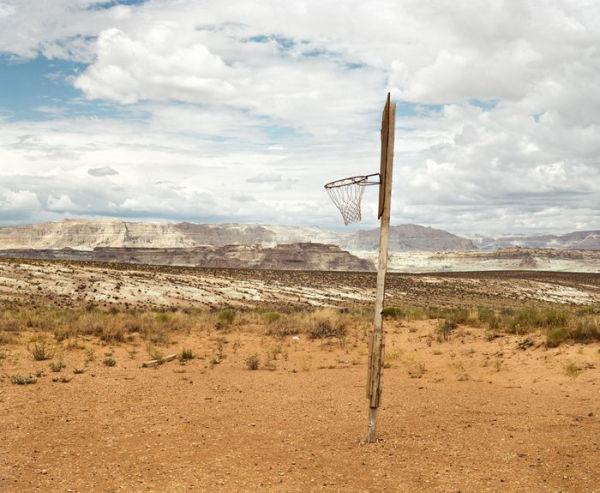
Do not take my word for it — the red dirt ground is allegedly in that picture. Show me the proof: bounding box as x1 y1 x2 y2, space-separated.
2 318 599 492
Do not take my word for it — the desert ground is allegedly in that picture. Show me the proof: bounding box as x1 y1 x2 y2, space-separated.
1 259 600 492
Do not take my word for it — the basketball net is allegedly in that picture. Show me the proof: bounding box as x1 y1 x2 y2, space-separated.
324 173 380 225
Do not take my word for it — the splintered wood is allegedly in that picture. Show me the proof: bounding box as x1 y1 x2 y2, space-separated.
142 353 177 368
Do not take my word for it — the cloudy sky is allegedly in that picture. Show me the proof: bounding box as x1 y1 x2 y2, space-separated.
0 0 598 234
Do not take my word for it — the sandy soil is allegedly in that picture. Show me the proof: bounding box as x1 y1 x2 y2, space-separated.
1 319 599 492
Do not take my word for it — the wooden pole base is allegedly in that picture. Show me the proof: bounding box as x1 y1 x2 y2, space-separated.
366 407 378 443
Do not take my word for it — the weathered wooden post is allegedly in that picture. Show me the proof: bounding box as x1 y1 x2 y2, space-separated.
366 94 395 442
323 93 396 442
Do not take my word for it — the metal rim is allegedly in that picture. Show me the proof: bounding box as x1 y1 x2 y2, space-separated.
324 173 380 189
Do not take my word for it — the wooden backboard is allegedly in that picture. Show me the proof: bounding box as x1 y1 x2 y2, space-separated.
378 93 392 219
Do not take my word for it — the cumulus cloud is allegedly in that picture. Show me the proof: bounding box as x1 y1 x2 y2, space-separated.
75 26 235 103
47 194 77 211
0 188 41 221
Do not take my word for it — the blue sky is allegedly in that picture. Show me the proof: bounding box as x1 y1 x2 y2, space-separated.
0 0 598 234
0 56 87 119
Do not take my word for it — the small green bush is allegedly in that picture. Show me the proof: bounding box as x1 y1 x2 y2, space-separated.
218 309 236 324
382 307 404 318
564 361 582 378
263 312 281 324
179 348 194 361
147 347 164 361
49 361 66 372
245 353 260 370
10 374 37 385
28 340 55 361
546 327 568 347
103 357 116 367
569 317 600 343
478 308 500 329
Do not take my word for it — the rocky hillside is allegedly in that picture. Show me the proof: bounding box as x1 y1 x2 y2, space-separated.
0 243 374 272
0 219 474 252
342 224 475 251
472 230 600 250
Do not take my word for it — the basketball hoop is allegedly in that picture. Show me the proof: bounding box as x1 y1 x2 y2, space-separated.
323 93 396 443
324 173 380 225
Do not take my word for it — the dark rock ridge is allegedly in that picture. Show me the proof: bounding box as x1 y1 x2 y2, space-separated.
0 243 374 272
489 247 584 260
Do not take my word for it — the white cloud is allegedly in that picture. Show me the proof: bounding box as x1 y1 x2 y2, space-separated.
88 166 119 176
246 174 282 184
0 3 15 19
47 194 77 211
75 26 235 103
231 192 256 202
0 188 41 221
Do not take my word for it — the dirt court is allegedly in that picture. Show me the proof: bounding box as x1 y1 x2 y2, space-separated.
1 260 600 492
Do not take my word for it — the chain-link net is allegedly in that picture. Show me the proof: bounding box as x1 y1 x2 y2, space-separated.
324 174 380 225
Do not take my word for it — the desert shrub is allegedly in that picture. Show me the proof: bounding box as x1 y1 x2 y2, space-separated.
99 324 126 343
245 353 260 370
0 317 21 332
265 324 297 338
85 347 96 362
263 311 281 324
407 361 426 378
568 317 600 343
147 346 165 361
437 319 457 341
53 327 74 342
450 308 471 324
28 340 55 361
102 357 116 367
10 374 37 385
564 361 582 378
381 306 429 320
265 343 283 361
382 307 404 319
546 327 568 347
49 361 66 372
508 307 570 334
477 308 500 330
179 348 194 361
308 318 347 340
52 376 72 383
542 308 569 328
575 305 600 316
218 309 235 324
